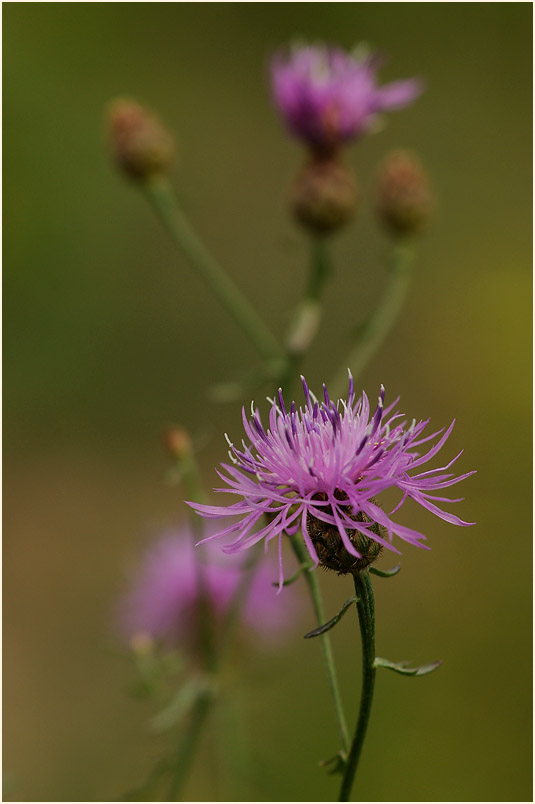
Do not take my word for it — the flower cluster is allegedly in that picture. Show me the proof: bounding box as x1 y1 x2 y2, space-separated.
117 528 300 650
189 374 474 587
271 44 422 153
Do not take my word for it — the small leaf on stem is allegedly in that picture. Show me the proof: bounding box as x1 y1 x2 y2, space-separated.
374 656 442 676
150 677 215 733
272 561 314 588
304 596 358 639
319 749 348 776
369 564 401 578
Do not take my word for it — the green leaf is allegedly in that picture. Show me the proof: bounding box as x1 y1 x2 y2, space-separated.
374 656 442 676
304 596 358 639
150 677 213 733
272 562 314 588
369 563 401 578
319 750 348 776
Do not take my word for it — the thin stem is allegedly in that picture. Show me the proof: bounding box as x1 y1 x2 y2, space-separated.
339 571 376 802
288 532 350 753
307 236 331 299
143 177 284 365
330 243 415 397
283 238 331 384
167 688 215 801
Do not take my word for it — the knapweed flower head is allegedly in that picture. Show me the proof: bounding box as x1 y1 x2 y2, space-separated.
271 43 423 153
189 374 474 588
117 528 299 650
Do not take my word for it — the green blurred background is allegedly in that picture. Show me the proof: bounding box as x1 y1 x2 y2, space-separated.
4 3 532 801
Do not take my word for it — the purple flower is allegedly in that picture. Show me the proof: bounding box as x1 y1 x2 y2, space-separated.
271 44 423 152
189 374 474 588
117 529 300 649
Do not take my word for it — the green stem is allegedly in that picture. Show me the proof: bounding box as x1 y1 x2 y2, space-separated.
330 243 414 397
339 571 376 802
279 237 332 396
142 177 284 365
288 532 350 753
284 238 331 375
167 688 215 801
307 237 331 299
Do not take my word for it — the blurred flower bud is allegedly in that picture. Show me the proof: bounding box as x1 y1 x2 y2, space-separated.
376 150 433 237
290 156 357 234
107 98 174 181
163 426 192 461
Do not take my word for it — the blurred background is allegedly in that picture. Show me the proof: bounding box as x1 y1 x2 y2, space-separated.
3 4 532 802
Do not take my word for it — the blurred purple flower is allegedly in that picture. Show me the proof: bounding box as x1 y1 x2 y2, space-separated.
189 374 475 588
118 528 300 649
271 44 423 152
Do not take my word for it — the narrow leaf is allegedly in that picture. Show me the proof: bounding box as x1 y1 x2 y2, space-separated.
369 563 401 578
272 562 314 588
150 677 211 733
304 596 358 639
319 750 348 776
374 656 442 676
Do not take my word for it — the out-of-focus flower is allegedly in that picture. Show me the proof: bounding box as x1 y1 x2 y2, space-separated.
117 529 300 650
107 98 174 181
189 374 474 586
271 44 422 153
376 150 433 236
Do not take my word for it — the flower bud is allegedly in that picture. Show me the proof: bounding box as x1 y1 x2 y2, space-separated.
107 98 174 181
163 426 192 461
375 150 433 237
290 156 357 234
306 493 385 574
